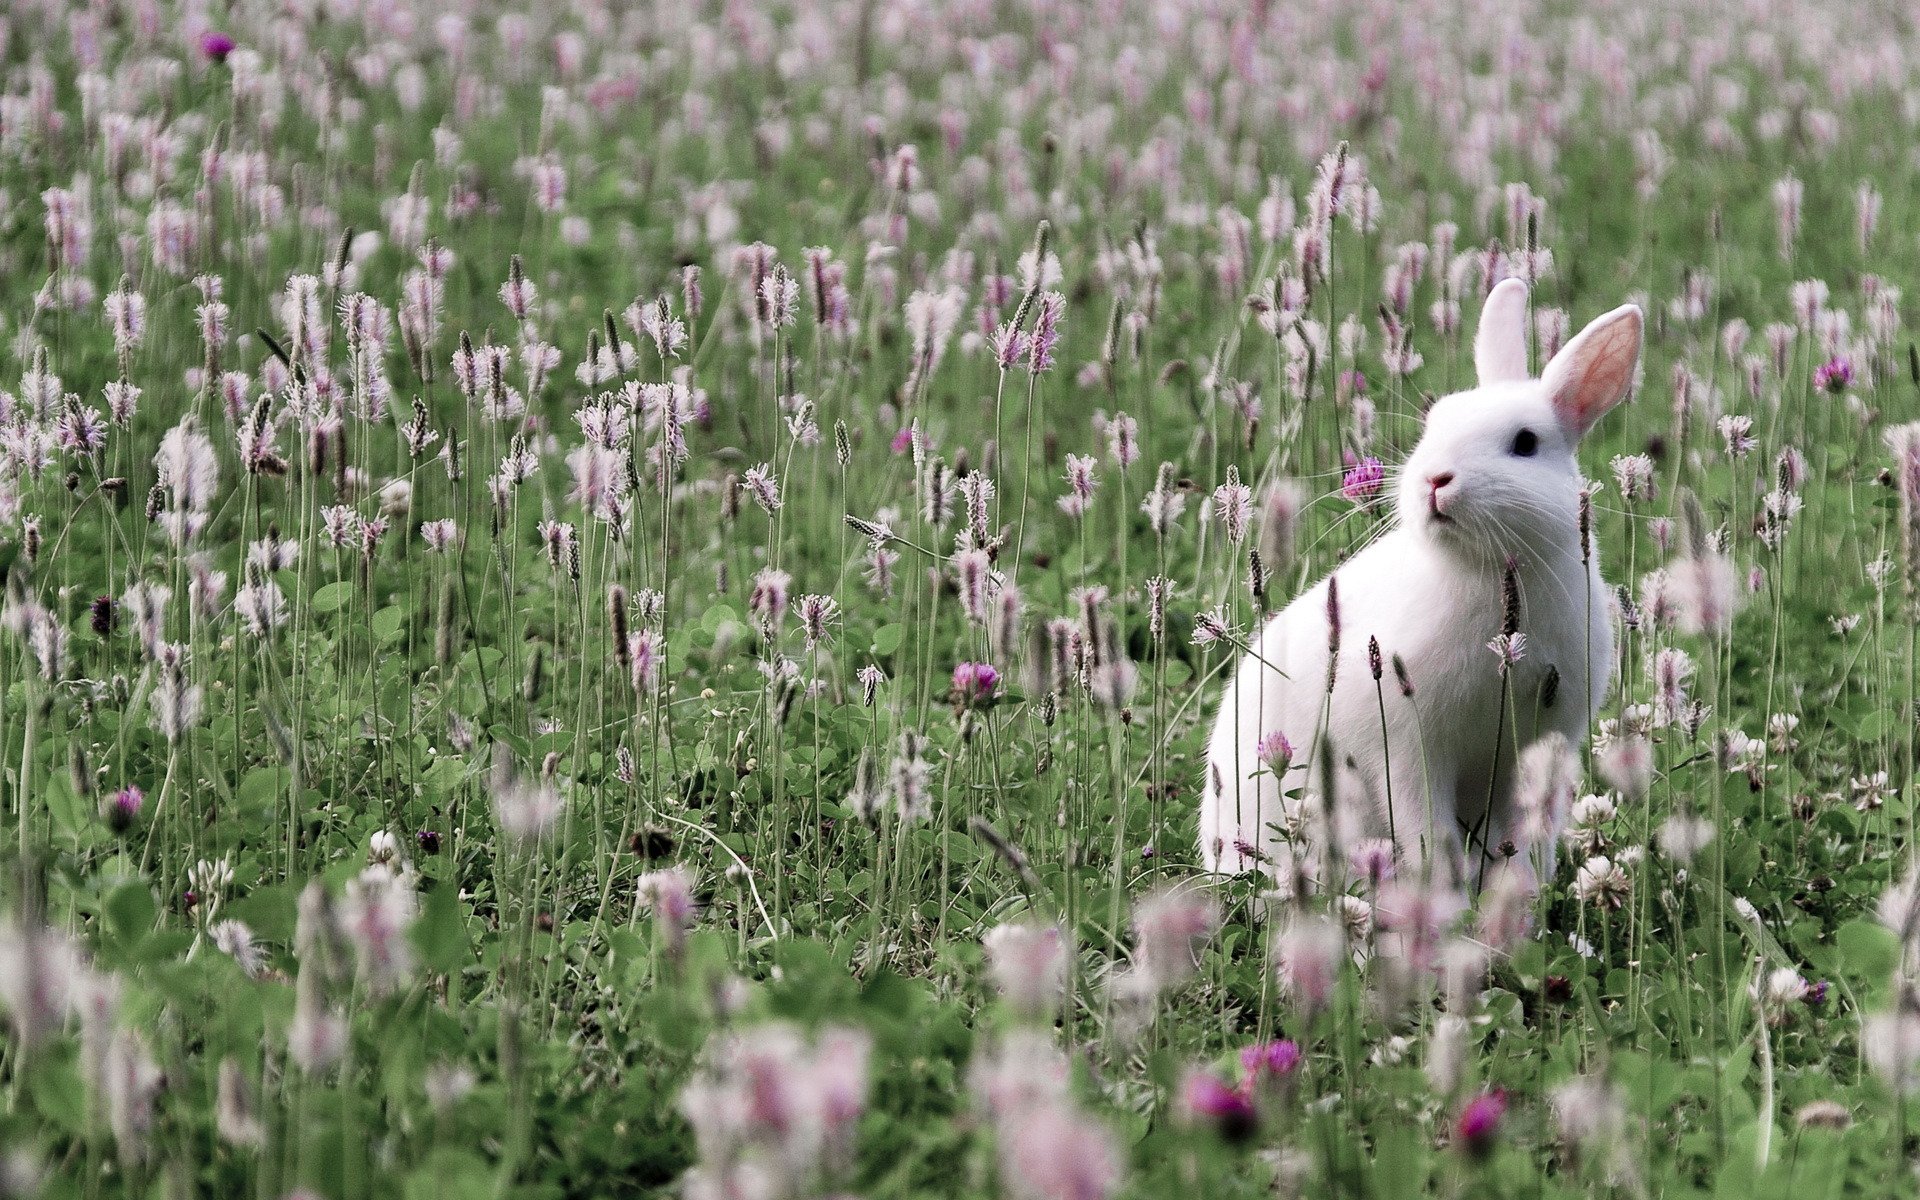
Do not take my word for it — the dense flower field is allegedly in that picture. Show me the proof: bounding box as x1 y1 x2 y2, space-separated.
4 0 1920 1196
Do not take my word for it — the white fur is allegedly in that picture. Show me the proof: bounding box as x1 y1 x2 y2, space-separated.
1200 280 1642 890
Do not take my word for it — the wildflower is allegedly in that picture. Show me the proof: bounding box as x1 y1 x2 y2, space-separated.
1455 1090 1507 1159
1551 1075 1625 1153
678 1022 873 1195
1349 838 1396 885
1813 356 1853 394
338 866 417 996
955 549 992 623
999 1104 1123 1200
492 769 564 847
425 1062 477 1113
1566 794 1617 855
1656 815 1715 864
1179 1070 1258 1142
1575 856 1630 910
1028 291 1065 373
216 1058 264 1148
1476 869 1535 951
1486 632 1527 672
153 644 203 743
1239 1039 1302 1089
1717 414 1756 457
1796 1099 1853 1130
287 972 346 1075
1851 771 1892 812
742 463 781 513
1127 887 1219 997
1213 467 1253 542
1190 606 1235 648
210 920 264 977
101 787 143 834
1105 412 1140 468
1341 455 1385 505
1273 916 1344 1017
103 1028 163 1163
795 594 839 651
235 580 288 635
1671 553 1740 636
0 919 83 1049
1256 730 1294 775
1059 454 1099 517
952 661 999 706
888 731 932 823
1596 735 1652 800
636 867 698 958
1772 176 1803 257
199 31 237 63
856 665 884 707
748 568 791 627
1142 463 1188 535
1753 967 1809 1025
1863 1005 1920 1095
982 923 1067 1021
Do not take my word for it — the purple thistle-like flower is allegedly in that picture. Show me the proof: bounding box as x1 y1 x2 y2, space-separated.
1239 1039 1302 1082
102 786 144 833
1455 1090 1507 1158
952 661 999 705
1813 355 1853 394
199 31 237 63
636 867 698 957
1341 456 1385 505
1180 1070 1258 1141
1256 731 1293 773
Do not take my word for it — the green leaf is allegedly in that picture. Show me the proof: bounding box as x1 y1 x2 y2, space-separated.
44 775 87 837
226 883 299 944
237 766 290 816
403 1149 492 1200
105 881 157 949
372 605 409 644
311 581 354 614
412 884 470 974
871 623 903 656
1835 918 1898 984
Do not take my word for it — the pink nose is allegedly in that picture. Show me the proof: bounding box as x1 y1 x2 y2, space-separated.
1427 471 1455 491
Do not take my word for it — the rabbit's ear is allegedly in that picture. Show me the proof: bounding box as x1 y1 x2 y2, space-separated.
1543 304 1643 437
1474 277 1531 385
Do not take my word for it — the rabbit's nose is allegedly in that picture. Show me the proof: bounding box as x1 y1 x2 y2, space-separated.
1427 471 1455 492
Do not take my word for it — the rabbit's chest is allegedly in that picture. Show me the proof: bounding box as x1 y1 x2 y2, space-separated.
1382 601 1588 735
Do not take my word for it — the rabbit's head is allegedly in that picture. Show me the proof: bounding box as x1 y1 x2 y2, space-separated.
1396 278 1643 565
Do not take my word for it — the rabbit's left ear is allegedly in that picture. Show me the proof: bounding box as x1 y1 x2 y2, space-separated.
1474 277 1531 385
1543 304 1643 437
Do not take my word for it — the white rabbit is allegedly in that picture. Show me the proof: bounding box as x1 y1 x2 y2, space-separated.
1199 278 1642 891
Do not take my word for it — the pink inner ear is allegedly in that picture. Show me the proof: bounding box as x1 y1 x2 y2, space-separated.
1554 318 1639 433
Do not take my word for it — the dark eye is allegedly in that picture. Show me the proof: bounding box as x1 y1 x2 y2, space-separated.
1510 428 1539 457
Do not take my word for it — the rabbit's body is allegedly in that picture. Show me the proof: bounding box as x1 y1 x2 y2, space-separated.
1199 280 1642 890
1199 520 1609 886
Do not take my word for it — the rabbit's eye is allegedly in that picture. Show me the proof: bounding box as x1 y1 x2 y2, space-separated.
1510 428 1539 457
